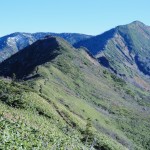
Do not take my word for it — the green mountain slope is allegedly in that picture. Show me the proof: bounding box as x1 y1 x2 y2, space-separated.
74 21 150 89
0 37 150 150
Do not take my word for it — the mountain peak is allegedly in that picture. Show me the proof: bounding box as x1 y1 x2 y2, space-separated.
128 20 146 27
131 20 143 24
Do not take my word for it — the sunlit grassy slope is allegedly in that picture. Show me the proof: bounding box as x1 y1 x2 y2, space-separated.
0 37 150 150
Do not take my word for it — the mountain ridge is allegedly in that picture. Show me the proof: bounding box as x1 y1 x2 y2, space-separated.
0 21 150 149
74 21 150 89
0 20 150 150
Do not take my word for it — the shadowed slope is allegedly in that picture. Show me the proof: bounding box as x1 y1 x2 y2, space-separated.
0 36 72 78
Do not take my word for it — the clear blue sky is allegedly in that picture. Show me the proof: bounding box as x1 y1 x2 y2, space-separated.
0 0 149 36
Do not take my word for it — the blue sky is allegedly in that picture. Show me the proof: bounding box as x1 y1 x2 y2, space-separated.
0 0 149 36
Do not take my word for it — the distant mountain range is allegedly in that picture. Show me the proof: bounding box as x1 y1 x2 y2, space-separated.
0 32 92 62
